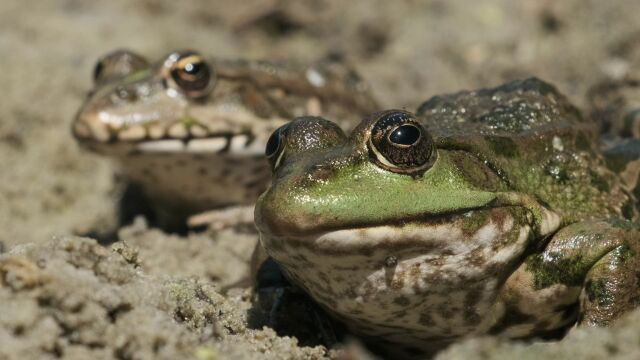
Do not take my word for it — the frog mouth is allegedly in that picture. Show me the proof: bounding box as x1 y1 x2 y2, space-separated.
73 110 275 157
78 132 266 157
259 207 527 261
133 133 265 155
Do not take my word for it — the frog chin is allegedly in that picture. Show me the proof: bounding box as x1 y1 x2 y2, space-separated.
261 207 535 345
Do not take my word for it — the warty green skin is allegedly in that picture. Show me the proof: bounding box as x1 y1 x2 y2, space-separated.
255 78 640 354
72 49 378 225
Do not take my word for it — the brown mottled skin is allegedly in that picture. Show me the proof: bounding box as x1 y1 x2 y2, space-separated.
255 78 640 355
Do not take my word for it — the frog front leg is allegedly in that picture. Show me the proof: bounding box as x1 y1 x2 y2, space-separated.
576 221 640 325
186 205 255 230
500 220 640 335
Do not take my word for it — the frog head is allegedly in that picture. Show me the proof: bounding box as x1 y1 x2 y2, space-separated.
71 49 262 156
256 110 501 238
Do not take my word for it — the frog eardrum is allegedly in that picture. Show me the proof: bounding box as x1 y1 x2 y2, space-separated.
166 51 216 98
368 110 435 174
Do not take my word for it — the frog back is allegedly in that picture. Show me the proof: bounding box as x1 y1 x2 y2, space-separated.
417 78 636 223
211 57 379 127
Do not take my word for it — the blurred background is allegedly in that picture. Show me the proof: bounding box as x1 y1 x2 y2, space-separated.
1 1 639 358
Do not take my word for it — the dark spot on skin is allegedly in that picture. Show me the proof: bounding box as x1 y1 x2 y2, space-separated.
384 256 398 267
393 296 411 307
589 170 610 192
306 163 339 183
357 243 374 257
318 271 331 286
464 311 482 326
485 135 519 158
198 167 208 176
465 250 487 268
418 313 435 326
463 289 482 325
361 281 375 297
585 279 614 306
526 252 589 289
488 305 535 335
437 303 455 319
391 310 408 318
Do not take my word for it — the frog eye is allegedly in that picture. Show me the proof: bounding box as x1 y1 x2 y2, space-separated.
368 110 435 174
169 52 215 98
265 123 290 171
93 49 149 85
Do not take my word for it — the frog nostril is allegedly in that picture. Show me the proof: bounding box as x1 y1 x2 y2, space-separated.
115 86 137 102
310 164 324 170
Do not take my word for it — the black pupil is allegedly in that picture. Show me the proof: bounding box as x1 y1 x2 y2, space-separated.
183 62 201 76
389 124 421 146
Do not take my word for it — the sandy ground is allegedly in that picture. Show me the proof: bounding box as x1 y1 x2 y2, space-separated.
2 0 640 359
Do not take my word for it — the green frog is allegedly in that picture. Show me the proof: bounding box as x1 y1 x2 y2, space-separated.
254 78 640 355
73 49 378 227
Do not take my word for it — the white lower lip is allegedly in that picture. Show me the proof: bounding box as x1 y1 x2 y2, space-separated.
186 138 228 152
136 139 184 152
134 136 265 155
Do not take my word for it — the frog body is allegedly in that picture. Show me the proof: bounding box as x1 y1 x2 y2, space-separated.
73 50 378 224
255 78 640 354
